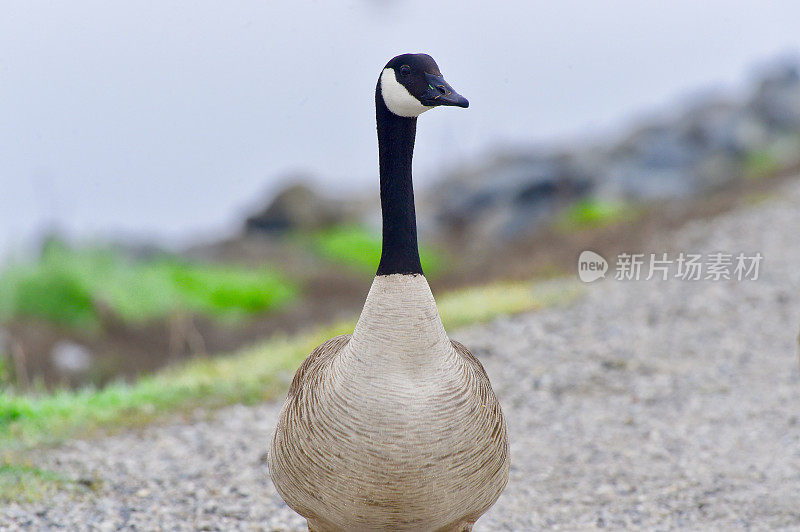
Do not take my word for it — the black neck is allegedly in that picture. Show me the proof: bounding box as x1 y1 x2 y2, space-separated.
375 83 423 276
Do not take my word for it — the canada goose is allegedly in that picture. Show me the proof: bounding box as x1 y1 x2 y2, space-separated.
269 53 509 531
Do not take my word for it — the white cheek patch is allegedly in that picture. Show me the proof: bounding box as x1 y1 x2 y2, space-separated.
380 68 432 118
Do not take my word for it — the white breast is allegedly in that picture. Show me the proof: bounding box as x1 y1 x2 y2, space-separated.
349 274 452 370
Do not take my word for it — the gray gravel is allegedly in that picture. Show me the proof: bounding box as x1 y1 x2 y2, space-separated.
3 180 800 531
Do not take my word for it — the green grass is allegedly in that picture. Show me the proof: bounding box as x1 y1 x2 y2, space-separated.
744 149 781 180
304 225 445 276
0 278 582 454
0 242 298 329
556 199 636 231
0 461 75 503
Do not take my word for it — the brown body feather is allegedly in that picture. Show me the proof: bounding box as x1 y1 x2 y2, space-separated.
269 275 509 531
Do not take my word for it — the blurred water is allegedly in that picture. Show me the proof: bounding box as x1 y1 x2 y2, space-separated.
2 0 800 260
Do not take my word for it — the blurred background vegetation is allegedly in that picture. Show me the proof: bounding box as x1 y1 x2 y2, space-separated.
0 241 296 329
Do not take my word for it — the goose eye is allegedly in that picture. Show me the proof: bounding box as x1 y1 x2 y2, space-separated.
399 65 411 76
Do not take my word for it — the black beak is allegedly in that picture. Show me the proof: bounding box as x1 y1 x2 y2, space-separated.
421 72 469 108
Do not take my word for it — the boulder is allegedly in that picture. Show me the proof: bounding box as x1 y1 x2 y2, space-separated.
433 152 593 240
749 62 800 131
245 182 351 234
50 341 93 375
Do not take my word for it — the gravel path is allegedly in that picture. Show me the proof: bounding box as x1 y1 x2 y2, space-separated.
4 180 800 531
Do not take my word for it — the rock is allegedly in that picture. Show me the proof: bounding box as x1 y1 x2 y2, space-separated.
244 181 352 234
434 152 593 241
598 163 698 201
694 153 742 191
614 122 701 169
597 108 754 201
766 134 800 168
50 341 93 375
749 61 800 131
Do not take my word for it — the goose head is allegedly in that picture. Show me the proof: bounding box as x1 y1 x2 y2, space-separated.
379 53 469 118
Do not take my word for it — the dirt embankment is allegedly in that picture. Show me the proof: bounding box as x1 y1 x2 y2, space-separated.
7 169 795 390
